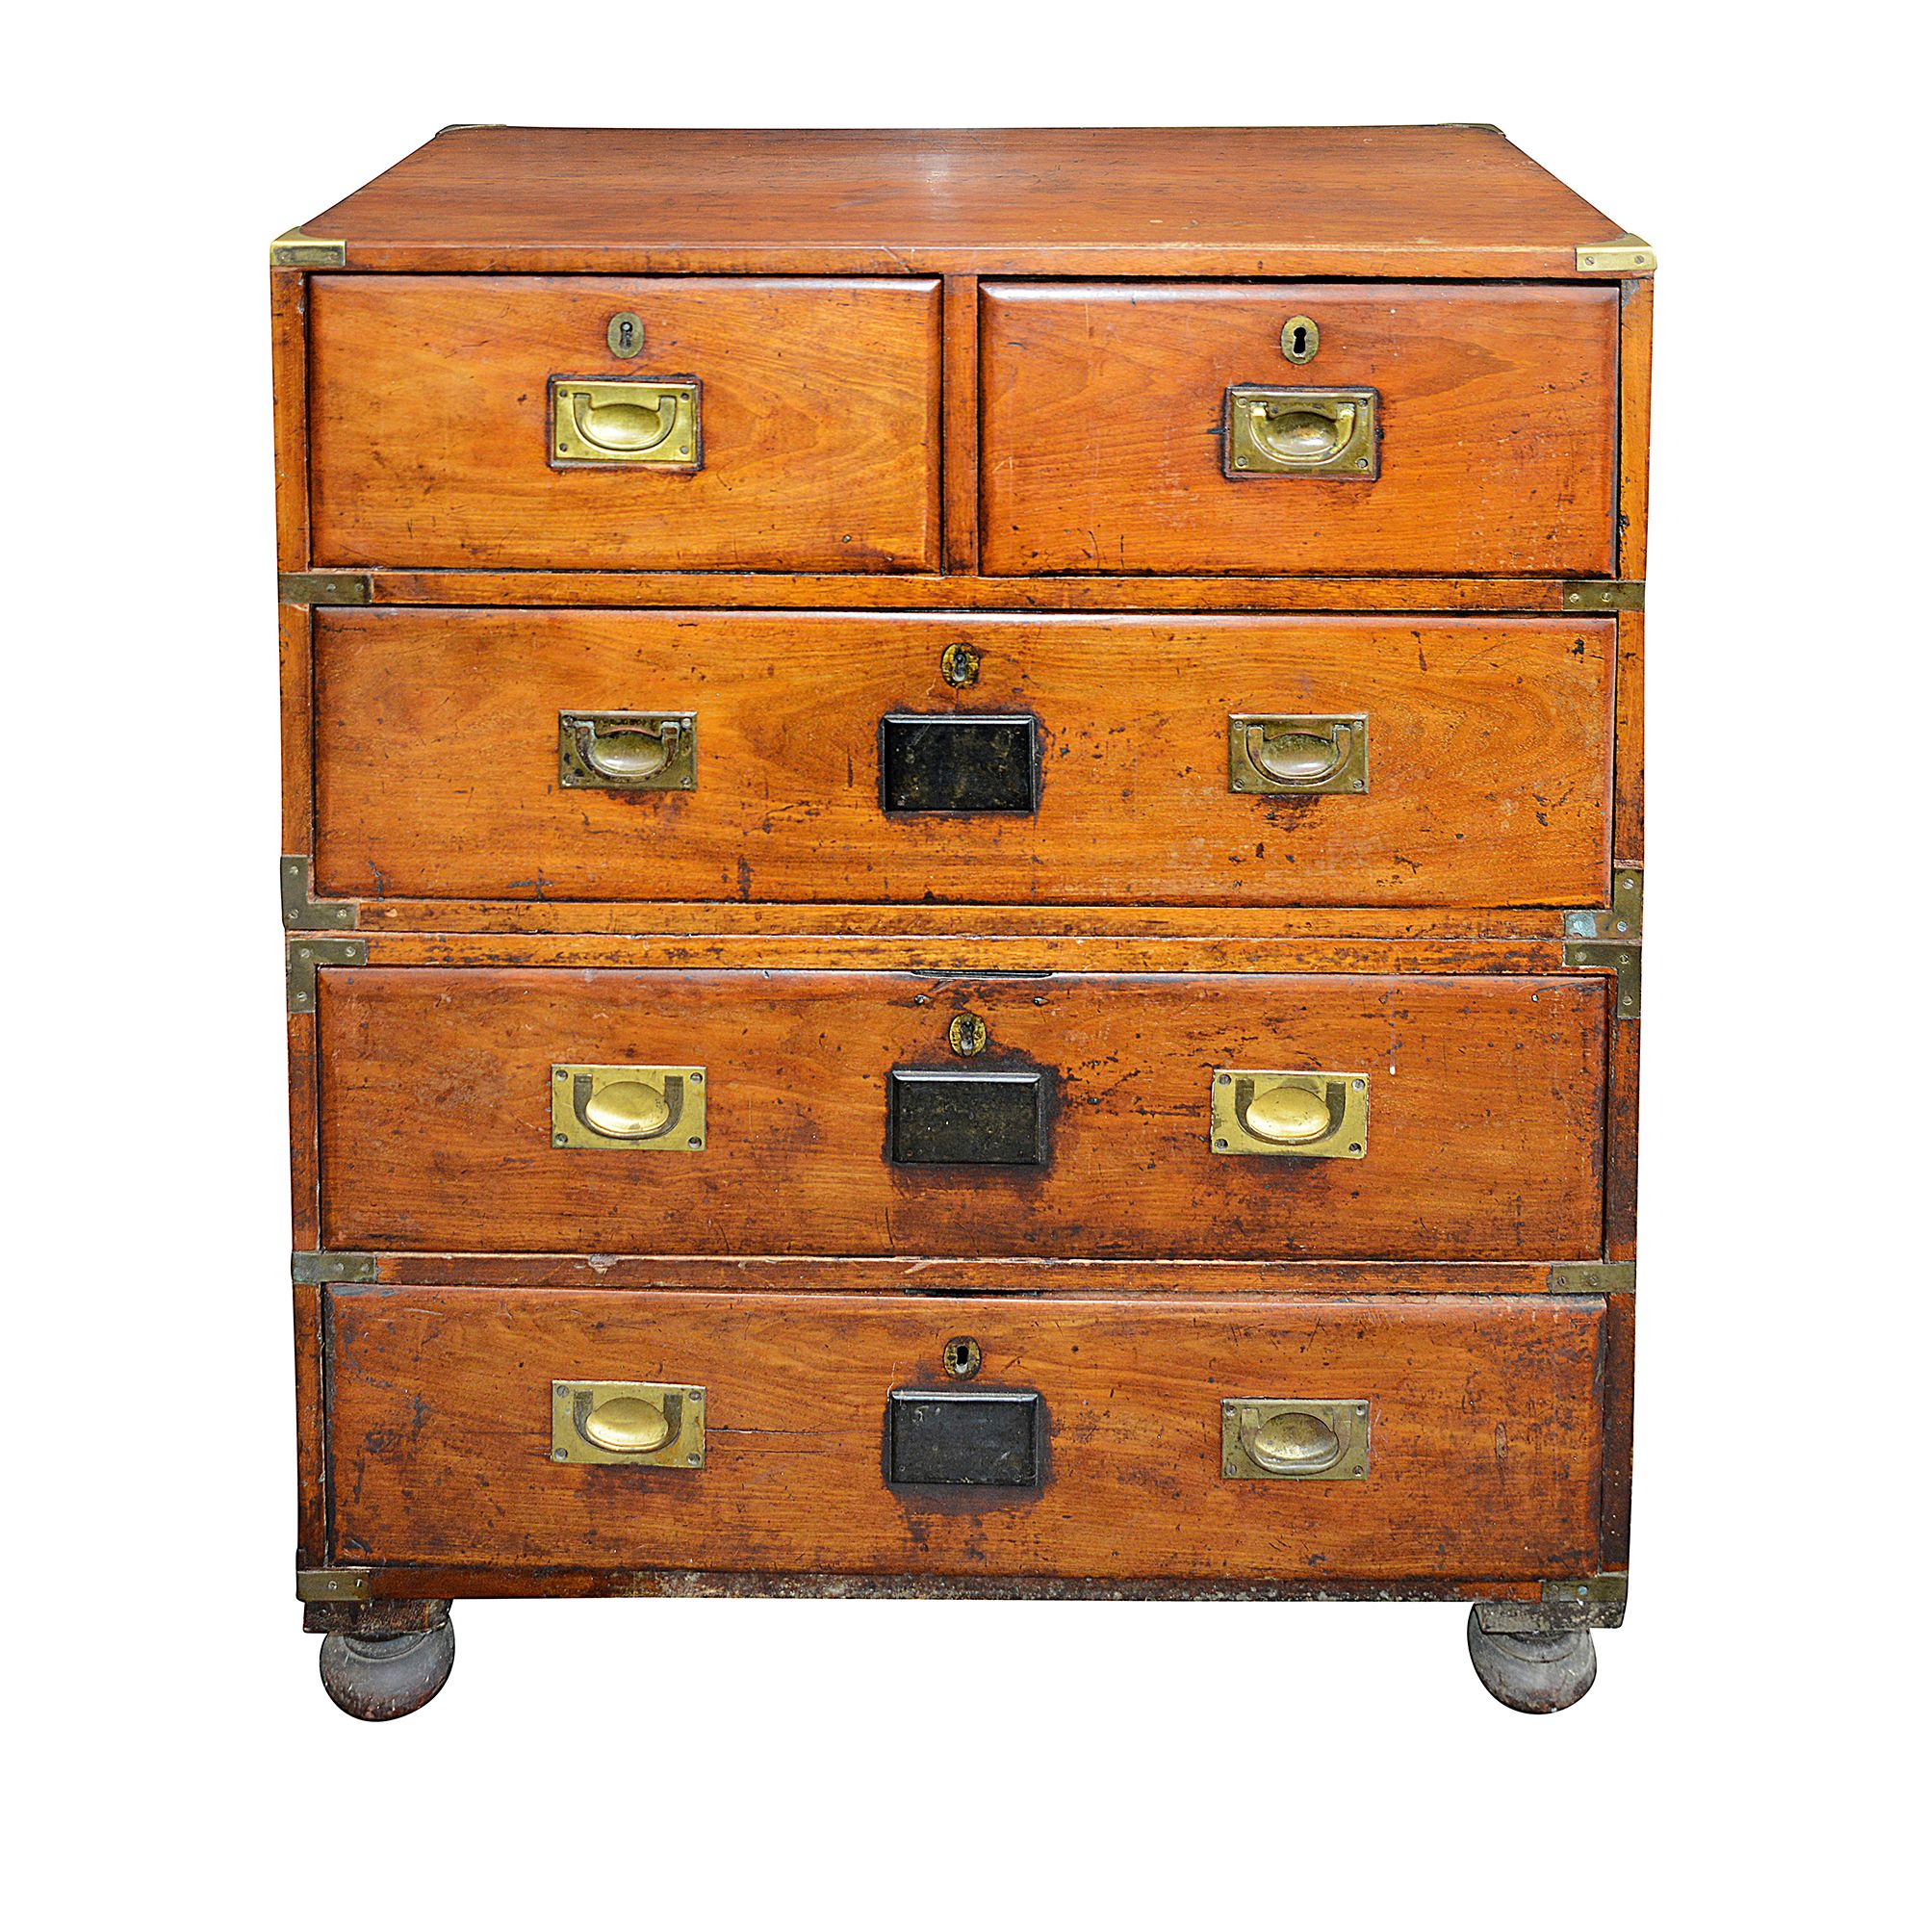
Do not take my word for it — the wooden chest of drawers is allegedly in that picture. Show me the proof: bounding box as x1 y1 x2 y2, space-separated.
274 126 1650 1719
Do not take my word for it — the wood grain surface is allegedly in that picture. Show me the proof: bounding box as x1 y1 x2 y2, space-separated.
308 276 941 571
296 126 1631 280
981 282 1619 577
317 968 1608 1259
312 609 1615 909
325 1288 1607 1580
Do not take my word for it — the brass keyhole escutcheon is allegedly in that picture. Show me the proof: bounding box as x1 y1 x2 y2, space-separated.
607 311 644 358
940 642 981 689
948 1013 988 1057
942 1336 983 1379
1280 315 1320 365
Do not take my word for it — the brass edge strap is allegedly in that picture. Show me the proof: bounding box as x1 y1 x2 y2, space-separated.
292 1251 377 1285
288 937 366 1013
296 1568 372 1603
278 572 371 605
281 856 357 932
1561 580 1644 610
1546 1260 1636 1295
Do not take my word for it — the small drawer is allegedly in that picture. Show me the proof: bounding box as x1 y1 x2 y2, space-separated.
317 967 1609 1260
324 1288 1608 1582
980 281 1619 576
307 275 942 571
312 608 1615 909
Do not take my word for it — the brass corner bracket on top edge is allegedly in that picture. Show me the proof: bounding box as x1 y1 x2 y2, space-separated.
1575 236 1656 275
270 230 346 269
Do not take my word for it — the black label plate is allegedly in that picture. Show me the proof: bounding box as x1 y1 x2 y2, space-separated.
886 1389 1042 1487
888 1069 1050 1166
880 714 1039 813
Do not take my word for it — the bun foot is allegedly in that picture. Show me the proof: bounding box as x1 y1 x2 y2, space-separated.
320 1610 455 1720
1466 1605 1597 1713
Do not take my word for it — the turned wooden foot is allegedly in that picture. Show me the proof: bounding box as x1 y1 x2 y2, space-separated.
1466 1605 1597 1713
319 1607 455 1720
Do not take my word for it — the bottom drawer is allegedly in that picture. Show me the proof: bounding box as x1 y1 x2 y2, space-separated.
326 1290 1605 1584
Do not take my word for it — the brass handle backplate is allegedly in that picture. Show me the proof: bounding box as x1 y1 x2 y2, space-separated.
1224 386 1378 478
552 1065 706 1151
1211 1069 1369 1159
1228 714 1369 795
1222 1400 1371 1481
552 1380 706 1468
558 711 697 790
550 377 701 468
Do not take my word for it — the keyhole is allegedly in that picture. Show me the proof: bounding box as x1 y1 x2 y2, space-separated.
1279 315 1320 365
1290 324 1307 356
606 311 645 358
618 322 633 348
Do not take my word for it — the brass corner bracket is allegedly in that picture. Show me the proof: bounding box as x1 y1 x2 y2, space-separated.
278 571 371 606
1564 864 1643 1018
1575 235 1656 276
1480 1574 1629 1633
292 1251 377 1286
270 229 346 270
1547 1260 1636 1296
281 856 357 933
288 937 366 1014
1562 580 1644 611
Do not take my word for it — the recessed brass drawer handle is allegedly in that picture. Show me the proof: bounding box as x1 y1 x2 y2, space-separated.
552 1065 706 1151
552 1380 706 1468
1228 714 1369 795
1224 386 1379 477
550 377 701 468
1222 1400 1371 1481
558 710 697 790
1211 1069 1369 1159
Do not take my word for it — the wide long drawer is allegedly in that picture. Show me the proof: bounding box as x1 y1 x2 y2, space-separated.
307 275 942 571
317 968 1608 1259
312 609 1615 909
325 1289 1607 1581
981 281 1620 576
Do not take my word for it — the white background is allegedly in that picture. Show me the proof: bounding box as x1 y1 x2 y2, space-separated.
9 1 1918 1920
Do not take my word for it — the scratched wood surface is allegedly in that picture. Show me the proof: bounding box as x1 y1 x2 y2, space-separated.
307 276 942 572
312 609 1615 909
325 1288 1606 1579
317 968 1608 1259
297 126 1628 280
981 282 1619 577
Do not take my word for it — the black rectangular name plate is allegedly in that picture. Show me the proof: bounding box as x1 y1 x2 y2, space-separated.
888 1069 1050 1166
880 713 1039 813
886 1389 1042 1487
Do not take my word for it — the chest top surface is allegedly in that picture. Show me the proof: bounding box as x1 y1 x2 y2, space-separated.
292 125 1637 278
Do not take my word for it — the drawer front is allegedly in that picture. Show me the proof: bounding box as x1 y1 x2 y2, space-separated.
981 282 1619 577
318 969 1607 1259
326 1289 1607 1581
314 609 1614 909
308 276 942 571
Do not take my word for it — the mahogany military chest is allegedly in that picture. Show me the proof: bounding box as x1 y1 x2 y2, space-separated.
274 126 1650 1718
